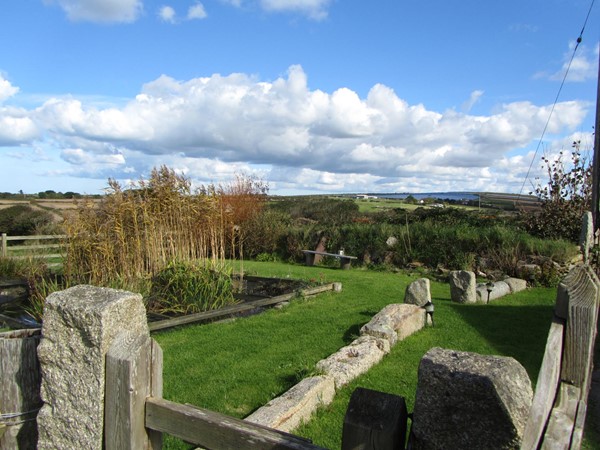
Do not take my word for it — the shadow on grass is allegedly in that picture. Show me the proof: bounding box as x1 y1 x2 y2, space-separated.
447 302 554 382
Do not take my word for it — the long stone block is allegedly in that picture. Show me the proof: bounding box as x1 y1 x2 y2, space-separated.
37 285 148 450
504 277 527 293
316 335 390 389
245 375 335 432
360 303 425 345
476 281 512 303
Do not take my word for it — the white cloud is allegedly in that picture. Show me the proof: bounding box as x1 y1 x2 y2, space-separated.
0 75 19 103
188 3 207 20
1 65 593 193
260 0 331 19
537 41 599 83
461 90 484 113
61 148 125 165
0 112 39 145
159 5 177 23
44 0 143 23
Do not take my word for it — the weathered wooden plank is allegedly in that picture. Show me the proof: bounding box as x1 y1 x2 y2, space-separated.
11 254 63 260
570 399 587 450
149 284 337 332
9 244 63 251
521 317 565 450
145 397 326 450
4 234 66 241
561 265 600 391
0 329 42 449
540 382 580 450
105 332 152 450
0 313 41 330
149 339 163 450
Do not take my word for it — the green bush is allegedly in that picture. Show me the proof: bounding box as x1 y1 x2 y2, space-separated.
0 205 54 236
148 260 236 315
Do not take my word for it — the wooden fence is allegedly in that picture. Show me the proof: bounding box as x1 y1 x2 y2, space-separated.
521 263 599 449
0 233 65 260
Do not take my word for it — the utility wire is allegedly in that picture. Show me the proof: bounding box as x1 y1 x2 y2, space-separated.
517 0 596 199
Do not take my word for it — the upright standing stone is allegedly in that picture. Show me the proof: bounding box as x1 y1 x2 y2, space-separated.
580 211 594 263
411 347 533 450
404 278 431 307
37 285 149 450
449 270 477 303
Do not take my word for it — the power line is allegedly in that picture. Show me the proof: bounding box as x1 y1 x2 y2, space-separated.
517 0 596 199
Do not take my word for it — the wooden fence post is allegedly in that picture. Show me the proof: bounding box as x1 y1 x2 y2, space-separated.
1 233 7 257
105 333 163 449
521 263 600 450
0 329 42 449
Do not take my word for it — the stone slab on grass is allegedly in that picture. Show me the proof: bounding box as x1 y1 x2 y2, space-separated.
476 280 512 303
245 375 335 432
316 335 390 389
360 303 425 345
504 277 527 293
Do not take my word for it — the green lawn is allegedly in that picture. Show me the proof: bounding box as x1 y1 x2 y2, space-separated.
153 261 561 449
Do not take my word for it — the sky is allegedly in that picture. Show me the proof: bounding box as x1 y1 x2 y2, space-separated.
0 0 599 196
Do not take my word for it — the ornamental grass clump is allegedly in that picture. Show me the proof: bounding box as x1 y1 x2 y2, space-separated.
147 260 236 315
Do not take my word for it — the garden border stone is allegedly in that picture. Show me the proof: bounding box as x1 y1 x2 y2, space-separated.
244 301 426 432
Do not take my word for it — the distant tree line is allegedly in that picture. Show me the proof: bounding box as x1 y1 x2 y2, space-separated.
0 190 102 199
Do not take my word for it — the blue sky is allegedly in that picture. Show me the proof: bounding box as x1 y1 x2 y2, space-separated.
0 0 598 195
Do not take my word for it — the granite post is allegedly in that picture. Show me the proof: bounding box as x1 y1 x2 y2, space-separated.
37 285 149 449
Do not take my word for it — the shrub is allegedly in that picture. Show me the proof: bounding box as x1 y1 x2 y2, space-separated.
0 205 54 236
522 141 592 242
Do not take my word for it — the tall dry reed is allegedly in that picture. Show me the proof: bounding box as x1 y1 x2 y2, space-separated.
63 166 267 295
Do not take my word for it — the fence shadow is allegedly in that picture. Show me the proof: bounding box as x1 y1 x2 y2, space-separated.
447 302 554 381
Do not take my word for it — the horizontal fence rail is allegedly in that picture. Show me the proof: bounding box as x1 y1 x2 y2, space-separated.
1 233 66 259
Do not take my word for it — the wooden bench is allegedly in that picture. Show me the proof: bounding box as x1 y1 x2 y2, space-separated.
302 250 357 270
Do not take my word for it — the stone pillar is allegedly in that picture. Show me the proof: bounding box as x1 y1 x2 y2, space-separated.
580 211 594 263
449 270 477 303
37 285 149 450
404 278 431 307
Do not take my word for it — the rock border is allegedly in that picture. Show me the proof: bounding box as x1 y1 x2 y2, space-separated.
244 304 425 432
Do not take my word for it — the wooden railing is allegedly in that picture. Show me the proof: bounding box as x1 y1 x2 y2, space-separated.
105 323 325 449
521 264 599 449
1 233 66 259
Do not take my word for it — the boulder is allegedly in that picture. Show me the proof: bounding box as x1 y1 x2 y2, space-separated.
404 278 431 307
411 347 533 450
449 270 476 303
386 236 398 247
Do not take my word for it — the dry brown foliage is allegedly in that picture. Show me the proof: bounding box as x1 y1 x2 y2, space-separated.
63 166 267 290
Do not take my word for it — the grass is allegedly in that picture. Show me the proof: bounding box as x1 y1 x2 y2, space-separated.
353 197 480 214
153 261 560 449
